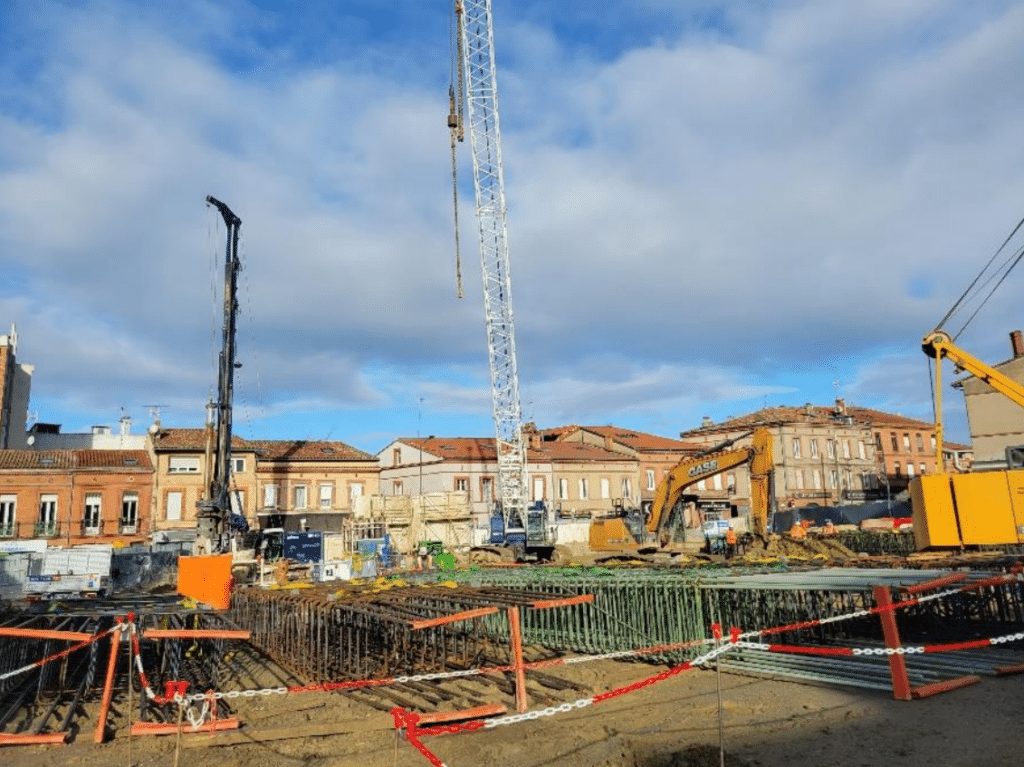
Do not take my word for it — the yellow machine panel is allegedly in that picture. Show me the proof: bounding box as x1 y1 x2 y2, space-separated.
910 475 959 549
951 472 1019 545
588 518 638 551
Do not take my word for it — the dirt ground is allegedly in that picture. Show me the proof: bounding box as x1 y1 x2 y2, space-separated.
5 655 1022 767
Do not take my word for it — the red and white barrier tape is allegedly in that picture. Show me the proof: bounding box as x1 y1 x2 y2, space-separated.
0 623 121 682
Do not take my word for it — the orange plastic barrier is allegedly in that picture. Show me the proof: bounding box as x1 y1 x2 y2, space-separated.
177 554 233 610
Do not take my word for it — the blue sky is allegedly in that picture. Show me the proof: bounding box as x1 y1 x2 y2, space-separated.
2 0 1023 454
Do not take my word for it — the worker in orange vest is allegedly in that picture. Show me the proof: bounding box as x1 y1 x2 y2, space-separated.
725 525 738 559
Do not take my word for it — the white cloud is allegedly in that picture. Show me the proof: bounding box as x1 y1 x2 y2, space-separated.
1 0 1023 447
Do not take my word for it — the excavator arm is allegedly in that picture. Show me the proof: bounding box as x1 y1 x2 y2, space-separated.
650 428 774 542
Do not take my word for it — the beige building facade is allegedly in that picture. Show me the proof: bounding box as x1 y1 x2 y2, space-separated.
954 330 1024 471
680 401 879 511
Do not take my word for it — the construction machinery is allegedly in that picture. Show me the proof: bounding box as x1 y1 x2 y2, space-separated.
589 428 774 556
910 330 1024 548
195 195 243 556
449 1 555 561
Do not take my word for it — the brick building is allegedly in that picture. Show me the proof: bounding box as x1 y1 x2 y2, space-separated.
0 449 153 544
250 439 379 532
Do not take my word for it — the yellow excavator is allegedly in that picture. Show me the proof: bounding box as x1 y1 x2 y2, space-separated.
910 330 1024 548
589 428 774 556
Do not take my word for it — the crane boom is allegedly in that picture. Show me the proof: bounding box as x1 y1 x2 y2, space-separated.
455 0 528 536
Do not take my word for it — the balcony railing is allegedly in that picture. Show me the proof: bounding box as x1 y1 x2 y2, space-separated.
119 521 138 535
0 522 14 538
34 522 59 538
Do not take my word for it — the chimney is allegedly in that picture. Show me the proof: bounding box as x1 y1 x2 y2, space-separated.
530 434 542 449
701 416 713 428
834 397 846 414
1011 330 1024 359
604 435 614 450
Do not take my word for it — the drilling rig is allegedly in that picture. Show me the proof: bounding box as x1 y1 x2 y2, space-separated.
449 1 555 560
195 195 242 555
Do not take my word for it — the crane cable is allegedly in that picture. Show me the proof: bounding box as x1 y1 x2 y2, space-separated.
935 210 1024 336
449 2 466 299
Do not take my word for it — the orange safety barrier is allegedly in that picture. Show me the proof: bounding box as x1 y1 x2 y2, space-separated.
416 704 507 725
177 554 233 610
0 628 94 642
408 606 498 630
143 629 250 640
129 718 240 736
0 733 69 746
94 620 123 743
530 594 594 609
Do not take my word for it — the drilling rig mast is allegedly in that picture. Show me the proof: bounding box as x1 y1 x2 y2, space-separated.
196 195 242 554
451 1 543 554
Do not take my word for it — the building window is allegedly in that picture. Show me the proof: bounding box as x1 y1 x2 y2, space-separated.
906 463 915 478
813 470 822 490
621 478 632 498
902 434 911 452
121 493 138 533
294 485 308 509
712 474 722 491
392 448 401 465
858 441 866 460
875 432 883 450
348 482 364 508
557 478 568 500
826 440 835 460
319 484 333 509
795 470 804 490
919 463 926 475
829 469 838 489
483 477 495 501
454 477 469 493
38 494 57 536
931 435 937 450
166 491 182 521
726 473 736 494
646 469 655 491
894 462 902 477
845 469 853 489
263 484 278 509
232 457 246 473
168 456 200 473
84 493 101 534
0 495 16 537
697 479 706 491
600 478 610 499
533 476 545 501
231 489 245 516
393 480 403 496
792 438 802 458
579 478 589 500
810 439 819 459
842 440 851 459
890 434 899 451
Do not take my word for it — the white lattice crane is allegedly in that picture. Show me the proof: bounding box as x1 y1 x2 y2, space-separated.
449 0 537 550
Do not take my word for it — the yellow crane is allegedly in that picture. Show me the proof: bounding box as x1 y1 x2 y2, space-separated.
911 330 1024 547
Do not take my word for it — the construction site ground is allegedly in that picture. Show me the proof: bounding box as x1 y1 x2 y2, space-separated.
6 651 1022 767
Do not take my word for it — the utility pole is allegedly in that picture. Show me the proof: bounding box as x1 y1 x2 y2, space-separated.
196 195 242 554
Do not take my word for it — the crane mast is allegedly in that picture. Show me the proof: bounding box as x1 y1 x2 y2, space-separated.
454 0 528 538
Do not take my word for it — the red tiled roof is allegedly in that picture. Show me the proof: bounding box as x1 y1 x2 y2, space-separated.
397 437 628 463
679 404 935 437
248 440 375 461
574 425 704 452
0 450 153 471
152 428 255 451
